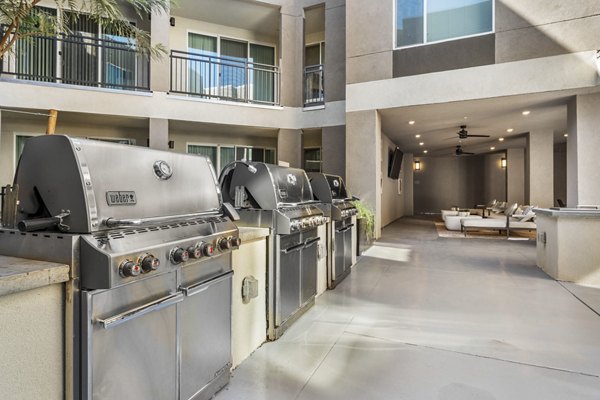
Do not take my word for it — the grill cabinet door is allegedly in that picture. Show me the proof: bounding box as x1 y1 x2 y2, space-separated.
279 233 302 324
344 223 354 271
83 272 179 400
334 221 345 281
301 233 319 305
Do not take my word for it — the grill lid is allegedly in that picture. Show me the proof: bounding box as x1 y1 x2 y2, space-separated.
307 173 351 203
220 162 314 210
13 135 222 233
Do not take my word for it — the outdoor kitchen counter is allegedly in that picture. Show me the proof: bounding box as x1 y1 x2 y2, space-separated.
0 256 69 400
231 227 270 368
0 255 70 297
534 208 600 286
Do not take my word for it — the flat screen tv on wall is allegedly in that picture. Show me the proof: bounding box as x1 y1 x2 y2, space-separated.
388 147 403 179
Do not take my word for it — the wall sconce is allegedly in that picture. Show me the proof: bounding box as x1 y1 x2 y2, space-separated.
501 157 507 168
170 17 176 27
414 160 421 171
596 50 600 75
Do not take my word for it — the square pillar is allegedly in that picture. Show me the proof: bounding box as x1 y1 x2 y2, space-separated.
506 148 525 205
280 6 304 107
526 130 554 207
567 93 600 206
149 118 169 150
324 1 346 102
322 125 345 178
346 110 382 238
277 129 303 168
150 8 171 93
403 153 414 216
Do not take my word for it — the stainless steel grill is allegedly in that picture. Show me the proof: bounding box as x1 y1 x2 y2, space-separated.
308 173 357 289
220 161 326 340
0 135 239 400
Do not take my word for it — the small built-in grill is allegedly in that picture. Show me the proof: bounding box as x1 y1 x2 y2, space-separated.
220 162 326 339
0 135 240 400
308 173 357 288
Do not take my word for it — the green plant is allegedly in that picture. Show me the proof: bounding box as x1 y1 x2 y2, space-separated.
352 199 375 241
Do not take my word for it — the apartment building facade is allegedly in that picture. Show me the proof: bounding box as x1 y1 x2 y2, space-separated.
2 0 600 239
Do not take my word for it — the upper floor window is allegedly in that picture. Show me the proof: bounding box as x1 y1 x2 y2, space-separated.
396 0 493 48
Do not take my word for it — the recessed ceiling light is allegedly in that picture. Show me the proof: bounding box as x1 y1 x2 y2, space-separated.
423 150 428 154
409 120 415 125
522 110 531 116
499 137 505 142
564 133 569 137
415 134 421 138
419 142 424 146
490 147 496 150
506 128 514 133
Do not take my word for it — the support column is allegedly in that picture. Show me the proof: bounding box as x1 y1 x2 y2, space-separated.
322 125 345 178
403 153 414 216
150 7 171 93
149 118 169 150
506 148 525 205
324 0 346 102
526 130 554 207
567 93 600 206
346 110 382 238
279 5 304 107
277 129 303 167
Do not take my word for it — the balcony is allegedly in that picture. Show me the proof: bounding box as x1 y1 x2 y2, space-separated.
304 64 324 107
170 50 280 106
0 33 150 91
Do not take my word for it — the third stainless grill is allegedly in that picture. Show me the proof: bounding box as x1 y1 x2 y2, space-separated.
308 173 357 289
220 161 326 340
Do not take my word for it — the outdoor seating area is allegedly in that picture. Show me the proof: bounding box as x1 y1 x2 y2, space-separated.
440 200 537 238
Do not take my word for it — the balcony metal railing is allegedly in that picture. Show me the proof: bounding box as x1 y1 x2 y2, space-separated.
0 32 150 91
304 64 324 107
170 50 280 106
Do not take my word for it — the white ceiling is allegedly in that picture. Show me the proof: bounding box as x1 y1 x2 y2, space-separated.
379 89 595 157
171 0 280 37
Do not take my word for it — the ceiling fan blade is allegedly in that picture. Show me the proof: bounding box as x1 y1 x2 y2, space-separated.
464 152 476 155
466 134 490 138
443 136 458 141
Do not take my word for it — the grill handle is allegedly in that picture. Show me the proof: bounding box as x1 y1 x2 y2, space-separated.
282 243 304 254
304 237 320 249
18 211 71 232
96 292 184 329
180 270 234 297
103 211 220 228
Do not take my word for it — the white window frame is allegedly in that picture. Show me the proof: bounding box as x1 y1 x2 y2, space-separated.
393 0 495 49
305 41 325 66
186 142 238 172
303 146 322 173
13 133 41 171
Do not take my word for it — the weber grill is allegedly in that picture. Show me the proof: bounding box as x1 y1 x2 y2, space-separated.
308 173 357 288
0 135 240 400
220 162 326 339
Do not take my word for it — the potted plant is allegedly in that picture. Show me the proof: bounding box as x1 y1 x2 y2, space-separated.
352 199 375 255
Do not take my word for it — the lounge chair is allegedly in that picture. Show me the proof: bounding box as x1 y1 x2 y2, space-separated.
462 203 537 238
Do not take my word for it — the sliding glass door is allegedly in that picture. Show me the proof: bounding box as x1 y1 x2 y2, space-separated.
14 7 56 82
188 33 218 96
62 12 98 86
250 44 275 104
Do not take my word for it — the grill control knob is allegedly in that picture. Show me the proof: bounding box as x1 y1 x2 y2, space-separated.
139 254 160 272
187 245 203 259
218 237 232 251
119 260 141 277
229 236 242 248
170 247 189 264
200 242 215 257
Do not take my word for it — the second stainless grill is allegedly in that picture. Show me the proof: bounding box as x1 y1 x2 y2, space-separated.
220 162 326 340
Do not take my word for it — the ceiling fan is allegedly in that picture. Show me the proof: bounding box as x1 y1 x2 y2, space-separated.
455 145 475 156
454 125 490 139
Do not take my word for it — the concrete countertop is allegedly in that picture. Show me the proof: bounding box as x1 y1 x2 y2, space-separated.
534 208 600 218
0 256 70 297
238 227 270 243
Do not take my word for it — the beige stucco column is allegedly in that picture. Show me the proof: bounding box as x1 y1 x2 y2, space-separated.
150 7 171 93
506 148 525 205
567 93 600 206
277 129 303 167
526 130 554 207
346 110 382 238
149 118 169 150
322 125 345 178
324 0 346 102
279 5 303 107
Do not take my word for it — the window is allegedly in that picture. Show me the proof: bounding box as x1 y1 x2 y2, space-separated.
187 144 274 173
15 135 35 162
187 33 276 103
396 0 493 47
304 148 322 173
